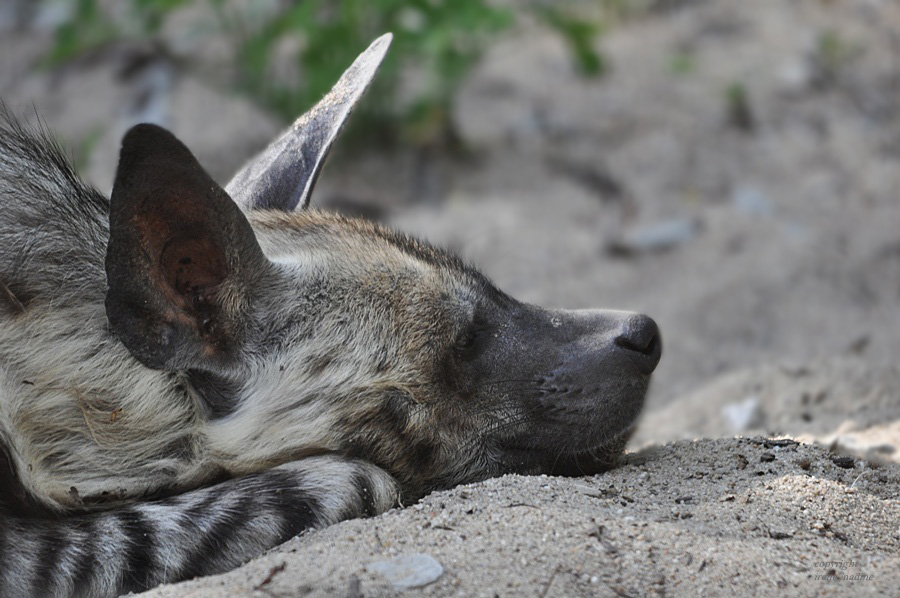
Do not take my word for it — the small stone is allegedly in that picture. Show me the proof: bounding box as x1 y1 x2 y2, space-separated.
777 58 814 93
763 439 798 449
831 456 856 469
722 396 764 432
607 218 700 256
732 185 773 216
367 554 444 590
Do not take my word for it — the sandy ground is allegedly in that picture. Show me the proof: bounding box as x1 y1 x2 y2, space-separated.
143 439 900 598
2 0 899 595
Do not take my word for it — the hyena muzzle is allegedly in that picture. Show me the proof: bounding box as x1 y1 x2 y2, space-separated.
0 34 660 597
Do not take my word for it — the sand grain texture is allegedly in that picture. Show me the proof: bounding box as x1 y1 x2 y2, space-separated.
141 439 900 597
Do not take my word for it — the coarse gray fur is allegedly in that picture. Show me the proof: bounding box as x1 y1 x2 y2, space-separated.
0 36 660 598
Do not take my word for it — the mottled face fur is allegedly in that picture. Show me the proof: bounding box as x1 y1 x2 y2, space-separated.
104 122 661 503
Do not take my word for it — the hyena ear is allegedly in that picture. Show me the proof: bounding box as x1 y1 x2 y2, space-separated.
225 33 392 212
106 124 272 372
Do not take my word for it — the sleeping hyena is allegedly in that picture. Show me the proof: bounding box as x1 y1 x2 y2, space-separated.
0 35 660 597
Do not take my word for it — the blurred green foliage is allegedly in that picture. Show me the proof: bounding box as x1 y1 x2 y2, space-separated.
42 0 514 147
814 29 861 86
45 0 190 64
668 51 695 76
533 5 605 77
41 1 620 147
725 82 754 133
227 0 515 146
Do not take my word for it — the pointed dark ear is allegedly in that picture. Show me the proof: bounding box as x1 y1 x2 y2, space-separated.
106 124 271 371
225 33 392 212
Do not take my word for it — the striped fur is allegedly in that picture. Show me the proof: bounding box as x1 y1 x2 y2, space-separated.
0 456 395 597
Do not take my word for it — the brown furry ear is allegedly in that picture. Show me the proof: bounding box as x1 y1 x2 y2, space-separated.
106 124 271 371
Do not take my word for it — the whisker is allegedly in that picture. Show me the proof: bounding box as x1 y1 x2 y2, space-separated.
0 278 25 313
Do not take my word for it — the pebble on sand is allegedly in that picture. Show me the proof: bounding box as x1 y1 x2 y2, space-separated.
367 553 444 590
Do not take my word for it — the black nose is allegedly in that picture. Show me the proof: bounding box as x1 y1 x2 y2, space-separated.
615 314 662 375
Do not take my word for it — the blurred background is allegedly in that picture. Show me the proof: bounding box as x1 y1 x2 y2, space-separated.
1 0 899 460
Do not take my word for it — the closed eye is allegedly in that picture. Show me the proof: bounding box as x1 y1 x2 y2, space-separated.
453 319 492 359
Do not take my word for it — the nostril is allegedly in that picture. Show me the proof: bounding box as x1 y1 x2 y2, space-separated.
623 332 659 356
615 314 658 354
615 314 662 374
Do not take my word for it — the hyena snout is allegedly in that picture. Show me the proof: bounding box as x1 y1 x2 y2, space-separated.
613 313 662 376
488 307 660 476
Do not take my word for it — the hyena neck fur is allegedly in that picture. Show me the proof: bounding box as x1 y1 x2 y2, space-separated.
0 115 236 508
0 114 196 508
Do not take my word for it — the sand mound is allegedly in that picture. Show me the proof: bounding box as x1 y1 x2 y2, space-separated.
142 438 900 597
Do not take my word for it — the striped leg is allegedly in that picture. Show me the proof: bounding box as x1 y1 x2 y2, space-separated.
0 456 398 598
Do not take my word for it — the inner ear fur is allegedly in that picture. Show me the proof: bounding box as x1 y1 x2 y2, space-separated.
106 124 271 371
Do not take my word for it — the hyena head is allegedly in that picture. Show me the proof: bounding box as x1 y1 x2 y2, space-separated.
105 35 661 500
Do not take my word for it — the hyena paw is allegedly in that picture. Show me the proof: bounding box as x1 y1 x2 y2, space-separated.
276 455 399 526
